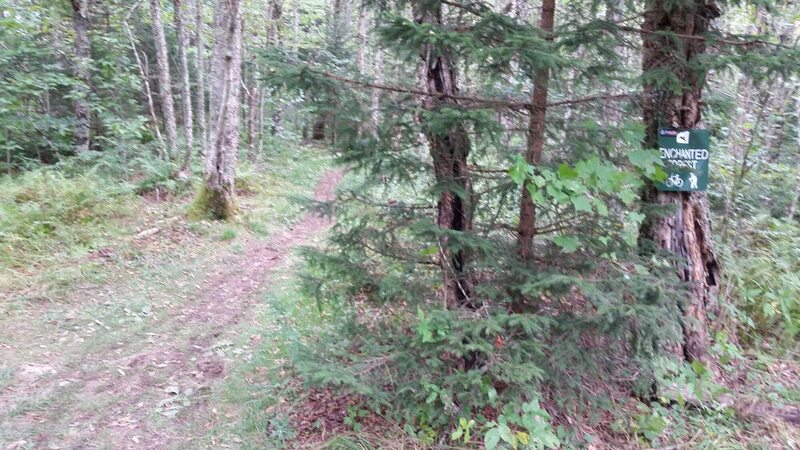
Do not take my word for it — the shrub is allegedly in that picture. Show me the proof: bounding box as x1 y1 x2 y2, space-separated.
724 215 800 344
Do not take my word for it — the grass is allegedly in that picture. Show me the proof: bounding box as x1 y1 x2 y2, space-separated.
198 265 326 448
0 142 331 448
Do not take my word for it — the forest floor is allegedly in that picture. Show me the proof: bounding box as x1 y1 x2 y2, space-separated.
0 146 341 449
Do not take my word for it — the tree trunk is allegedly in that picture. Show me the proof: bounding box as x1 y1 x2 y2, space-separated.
639 0 722 368
267 0 283 136
267 0 282 44
371 47 383 135
292 0 300 57
787 83 800 219
356 0 367 75
149 0 179 159
333 0 352 41
124 20 167 158
174 0 195 175
203 0 243 219
195 0 208 157
414 2 474 310
516 0 554 259
256 89 265 155
70 0 92 154
245 77 258 161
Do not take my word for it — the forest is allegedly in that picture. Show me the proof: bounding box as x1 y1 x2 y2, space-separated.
1 0 799 448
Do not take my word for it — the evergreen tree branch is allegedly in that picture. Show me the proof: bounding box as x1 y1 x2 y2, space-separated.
311 67 636 111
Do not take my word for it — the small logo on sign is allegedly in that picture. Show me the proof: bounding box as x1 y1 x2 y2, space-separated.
676 131 690 144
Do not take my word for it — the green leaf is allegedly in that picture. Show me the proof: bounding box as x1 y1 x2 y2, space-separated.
509 156 530 185
628 149 662 173
571 195 592 212
553 235 579 253
541 432 561 449
558 163 579 180
498 423 514 445
593 198 608 216
485 428 501 450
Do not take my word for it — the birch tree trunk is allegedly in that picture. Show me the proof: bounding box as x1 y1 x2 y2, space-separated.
195 0 208 157
149 0 179 159
516 0 555 259
371 47 383 134
414 1 474 311
70 0 92 154
356 1 367 75
786 84 800 219
268 0 283 136
640 0 722 370
292 0 300 56
174 0 195 175
202 0 243 219
124 20 166 158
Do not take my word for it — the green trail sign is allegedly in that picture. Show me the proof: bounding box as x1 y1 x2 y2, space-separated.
656 128 710 192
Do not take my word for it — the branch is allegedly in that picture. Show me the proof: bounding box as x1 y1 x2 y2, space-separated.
440 0 486 17
618 26 793 49
313 69 636 111
313 69 530 110
548 93 635 108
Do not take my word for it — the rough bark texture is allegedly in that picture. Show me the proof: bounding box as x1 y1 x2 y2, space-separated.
70 0 92 153
203 0 243 219
267 0 282 44
195 0 208 157
414 2 474 310
174 0 195 175
516 0 554 259
640 0 722 368
149 0 179 159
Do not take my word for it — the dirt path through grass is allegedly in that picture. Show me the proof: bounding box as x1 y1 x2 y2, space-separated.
1 169 342 449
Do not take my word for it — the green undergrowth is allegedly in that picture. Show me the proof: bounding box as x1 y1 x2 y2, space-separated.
0 167 135 269
0 142 330 303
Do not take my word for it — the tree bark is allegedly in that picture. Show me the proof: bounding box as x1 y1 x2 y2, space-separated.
174 0 195 175
516 0 554 259
356 0 367 75
267 0 283 136
414 2 474 310
149 0 179 159
195 0 208 157
245 75 258 161
203 0 243 219
371 47 383 135
639 0 722 368
787 83 800 219
70 0 92 154
292 0 300 57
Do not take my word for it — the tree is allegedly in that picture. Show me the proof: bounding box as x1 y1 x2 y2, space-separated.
149 0 179 159
199 0 243 219
639 0 722 367
414 1 474 309
195 0 208 157
174 0 195 175
70 0 92 154
515 0 554 259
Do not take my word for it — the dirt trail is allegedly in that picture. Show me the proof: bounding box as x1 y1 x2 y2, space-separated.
1 169 342 449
